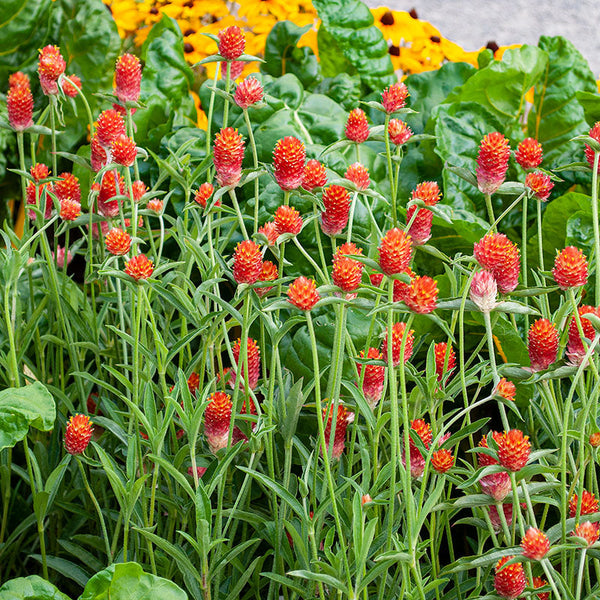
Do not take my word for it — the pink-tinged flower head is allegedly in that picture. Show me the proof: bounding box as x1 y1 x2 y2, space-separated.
481 471 512 501
218 26 245 60
273 136 306 191
234 76 263 109
497 429 530 472
147 199 163 213
91 135 108 172
567 305 599 364
287 276 320 311
469 269 498 312
130 180 146 203
115 53 142 104
256 260 278 298
95 109 126 148
403 418 431 478
65 414 93 455
382 322 414 367
356 348 385 409
495 378 516 402
345 108 370 143
194 182 215 208
489 504 513 531
494 556 526 599
431 449 454 473
232 240 262 285
528 318 559 371
38 45 66 94
515 137 543 170
62 74 81 98
381 82 409 113
111 134 137 167
585 122 600 172
406 205 432 245
552 246 588 290
302 159 327 191
378 228 413 275
53 247 73 269
525 171 553 202
231 337 261 390
404 275 438 314
323 404 352 459
53 172 81 202
60 199 81 221
125 254 154 280
204 391 232 454
521 527 550 560
476 132 511 195
214 127 245 187
434 342 456 382
9 71 30 89
7 86 33 131
258 221 278 246
187 466 207 478
97 171 125 218
569 489 599 518
105 228 132 256
532 577 550 600
345 163 370 190
221 60 244 81
473 233 520 294
274 205 303 236
388 119 412 145
573 521 600 547
321 184 351 236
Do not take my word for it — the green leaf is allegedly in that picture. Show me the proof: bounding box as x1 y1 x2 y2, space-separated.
0 575 71 600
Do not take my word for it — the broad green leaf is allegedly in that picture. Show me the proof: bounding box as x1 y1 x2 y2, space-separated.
0 575 70 600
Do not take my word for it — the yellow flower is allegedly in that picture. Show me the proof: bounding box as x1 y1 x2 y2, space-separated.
238 0 298 21
371 8 440 44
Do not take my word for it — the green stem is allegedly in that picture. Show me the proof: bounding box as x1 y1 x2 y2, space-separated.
228 189 249 239
223 61 232 128
521 194 529 330
537 198 545 272
243 108 261 235
383 115 397 226
484 193 495 230
4 278 20 388
346 191 359 243
592 151 600 305
576 549 587 600
483 311 509 430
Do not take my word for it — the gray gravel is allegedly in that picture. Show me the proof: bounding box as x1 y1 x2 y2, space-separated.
364 0 600 76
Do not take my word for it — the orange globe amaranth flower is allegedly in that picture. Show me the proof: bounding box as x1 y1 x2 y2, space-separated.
60 199 81 221
406 205 432 245
528 318 559 371
361 494 372 505
404 418 431 478
574 521 600 546
412 181 442 206
431 449 454 473
590 432 600 447
525 171 553 202
370 272 384 287
62 74 81 98
323 404 352 459
53 172 81 203
204 391 233 454
111 134 137 167
332 256 363 295
567 305 599 364
194 182 215 208
345 162 370 190
476 131 511 195
334 241 363 263
147 199 163 213
95 109 126 148
381 322 414 366
234 76 264 109
105 228 132 256
258 221 279 246
434 342 456 382
256 260 278 298
26 180 52 220
388 118 413 145
521 527 550 559
404 275 438 314
97 171 125 218
381 81 409 113
532 577 550 600
302 159 327 191
232 240 262 285
38 45 66 95
410 418 433 448
124 254 154 280
391 268 415 303
473 233 520 294
494 556 527 600
91 135 108 172
356 347 385 409
345 108 370 143
218 25 246 60
30 163 49 182
321 184 351 236
378 228 413 275
231 337 261 390
187 372 200 396
9 71 30 89
585 122 600 172
515 137 543 170
274 205 303 236
552 246 588 290
7 86 33 131
569 489 599 518
495 378 516 402
497 429 530 472
131 180 146 203
273 136 306 191
65 414 93 455
115 53 142 104
213 127 245 187
287 276 320 311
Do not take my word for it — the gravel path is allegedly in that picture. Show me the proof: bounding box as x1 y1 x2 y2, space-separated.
364 0 600 76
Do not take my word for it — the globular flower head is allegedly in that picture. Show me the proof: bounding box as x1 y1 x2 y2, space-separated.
323 404 352 459
404 418 431 478
381 82 409 113
302 159 327 191
590 432 600 447
569 489 599 518
552 246 588 290
234 76 263 109
7 86 33 131
332 255 363 295
345 163 370 190
412 181 442 206
521 527 550 560
204 391 233 454
287 276 320 311
222 60 244 81
256 260 278 298
495 378 516 402
489 504 514 531
378 228 413 275
105 228 132 256
515 137 543 170
274 205 303 236
91 135 108 172
194 182 215 209
232 240 262 285
585 122 600 172
532 577 550 600
9 71 30 89
388 119 412 145
481 471 512 501
60 199 81 221
213 127 245 187
30 163 49 182
573 521 600 547
473 233 520 294
470 270 498 312
231 338 261 390
567 305 599 364
95 109 126 148
124 254 154 280
187 466 207 479
273 136 306 191
404 275 438 314
65 414 93 455
97 171 125 218
115 53 142 104
497 429 530 472
38 45 66 94
258 221 279 246
131 180 146 203
62 74 81 98
434 342 456 382
476 132 511 195
431 449 454 473
494 556 527 599
406 204 433 245
345 108 370 143
218 26 245 60
528 318 559 371
356 348 385 409
147 199 163 214
525 171 553 202
53 172 81 202
26 180 52 220
381 322 414 367
321 184 351 236
392 268 414 303
111 134 137 167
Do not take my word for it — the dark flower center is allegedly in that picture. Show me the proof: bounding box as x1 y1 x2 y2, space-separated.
183 43 194 54
408 8 418 19
430 36 441 43
380 11 394 26
389 45 400 56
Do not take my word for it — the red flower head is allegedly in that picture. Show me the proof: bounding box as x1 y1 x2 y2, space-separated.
370 272 384 288
232 240 262 285
345 162 370 190
9 71 30 89
515 137 543 170
321 185 351 236
323 404 352 459
356 347 385 409
218 26 246 60
381 322 414 367
91 135 108 172
38 45 66 94
378 228 413 275
477 432 501 467
489 504 514 531
111 134 137 167
574 521 600 547
405 203 432 244
214 127 245 187
528 318 559 371
525 171 553 202
53 173 81 202
288 276 320 311
234 76 263 109
332 253 364 295
473 233 520 294
125 254 154 280
256 260 278 297
65 414 93 455
388 119 413 145
204 391 233 454
494 556 527 599
569 489 599 518
105 228 132 256
495 378 516 402
413 181 442 206
273 136 306 191
221 60 244 81
521 527 550 560
60 199 81 221
31 163 49 182
481 471 512 501
7 86 33 131
404 275 438 314
194 182 215 208
434 342 456 382
552 246 588 290
95 109 126 148
231 337 261 390
302 159 327 191
131 180 146 203
590 432 600 447
404 418 431 477
345 108 370 143
431 449 454 473
26 179 52 220
381 82 409 113
62 74 81 98
187 466 207 479
147 199 163 213
532 577 550 600
97 171 125 218
585 122 600 172
476 132 511 195
274 205 303 236
470 270 498 312
258 221 279 246
497 429 530 472
115 53 142 104
567 305 599 364
391 268 414 303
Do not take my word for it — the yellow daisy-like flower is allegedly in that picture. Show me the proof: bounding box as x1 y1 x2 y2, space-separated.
238 0 298 21
371 8 440 44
